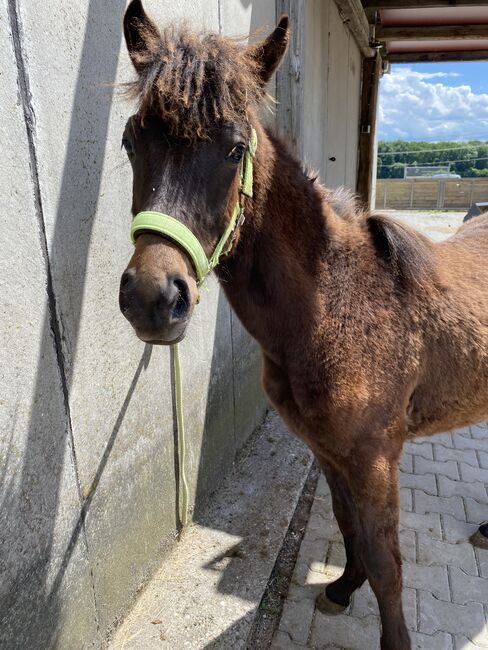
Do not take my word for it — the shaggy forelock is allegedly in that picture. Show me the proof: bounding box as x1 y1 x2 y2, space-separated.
126 23 263 140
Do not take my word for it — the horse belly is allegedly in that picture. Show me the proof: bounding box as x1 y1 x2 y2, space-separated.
408 356 488 437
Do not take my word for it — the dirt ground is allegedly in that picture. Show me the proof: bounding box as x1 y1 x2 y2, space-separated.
385 210 466 241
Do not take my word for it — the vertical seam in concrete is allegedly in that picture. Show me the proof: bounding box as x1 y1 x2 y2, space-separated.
7 0 101 632
217 0 222 34
229 309 237 451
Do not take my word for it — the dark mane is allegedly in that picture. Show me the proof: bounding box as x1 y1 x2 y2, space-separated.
125 23 263 140
320 186 441 290
367 213 441 290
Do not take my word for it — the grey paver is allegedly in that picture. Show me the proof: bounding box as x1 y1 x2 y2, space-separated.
280 597 316 645
464 498 488 525
305 514 339 546
417 533 478 575
414 490 466 520
401 471 438 495
432 432 455 447
441 514 478 544
450 566 488 606
351 585 417 631
315 475 331 498
400 528 417 563
310 613 380 649
405 441 434 460
479 452 488 470
459 462 488 485
402 487 414 511
400 510 442 539
400 453 414 473
438 475 488 502
327 541 346 573
475 547 488 579
414 456 459 481
434 445 479 467
403 561 450 600
453 434 488 453
418 590 485 637
410 631 453 649
470 424 488 440
271 630 307 649
287 580 325 603
453 426 472 438
455 636 488 650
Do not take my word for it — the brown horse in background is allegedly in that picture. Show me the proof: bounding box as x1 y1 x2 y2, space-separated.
118 2 488 648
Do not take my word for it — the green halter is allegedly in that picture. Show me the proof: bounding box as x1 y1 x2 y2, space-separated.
130 127 257 285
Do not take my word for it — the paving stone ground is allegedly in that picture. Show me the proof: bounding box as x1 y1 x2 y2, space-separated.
271 424 488 650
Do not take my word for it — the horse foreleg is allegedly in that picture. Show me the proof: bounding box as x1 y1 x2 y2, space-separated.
347 444 410 650
316 462 366 613
262 353 306 435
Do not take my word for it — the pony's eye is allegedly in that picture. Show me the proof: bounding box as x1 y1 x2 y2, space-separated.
121 137 134 156
228 143 245 162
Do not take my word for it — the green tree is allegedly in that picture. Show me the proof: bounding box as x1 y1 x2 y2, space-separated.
376 141 488 179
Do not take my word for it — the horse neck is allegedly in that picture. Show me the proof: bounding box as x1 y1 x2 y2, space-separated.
217 123 336 356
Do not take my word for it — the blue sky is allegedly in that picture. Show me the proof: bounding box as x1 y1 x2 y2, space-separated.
378 61 488 141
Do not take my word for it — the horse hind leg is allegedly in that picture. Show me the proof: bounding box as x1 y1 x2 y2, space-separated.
315 462 366 614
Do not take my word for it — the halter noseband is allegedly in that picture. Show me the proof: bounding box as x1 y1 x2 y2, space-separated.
130 128 257 286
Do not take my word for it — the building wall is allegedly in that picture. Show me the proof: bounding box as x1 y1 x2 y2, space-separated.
303 0 362 190
0 2 274 648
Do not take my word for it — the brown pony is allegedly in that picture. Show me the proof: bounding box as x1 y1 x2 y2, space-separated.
118 2 488 648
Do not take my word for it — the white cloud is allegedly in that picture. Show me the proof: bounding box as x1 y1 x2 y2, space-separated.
378 67 488 140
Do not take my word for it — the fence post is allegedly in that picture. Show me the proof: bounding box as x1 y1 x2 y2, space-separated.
437 180 445 209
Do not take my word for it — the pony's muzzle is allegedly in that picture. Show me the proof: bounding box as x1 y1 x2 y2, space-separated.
119 267 190 344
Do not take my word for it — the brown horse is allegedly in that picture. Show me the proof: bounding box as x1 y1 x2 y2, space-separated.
118 2 488 648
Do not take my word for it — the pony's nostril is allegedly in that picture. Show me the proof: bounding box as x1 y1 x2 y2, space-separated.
171 278 190 321
121 268 136 290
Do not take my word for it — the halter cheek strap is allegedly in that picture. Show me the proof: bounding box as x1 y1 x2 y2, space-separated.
130 127 257 286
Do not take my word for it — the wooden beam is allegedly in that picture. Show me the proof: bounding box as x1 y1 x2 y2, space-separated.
388 49 488 62
276 0 305 157
333 0 375 57
362 0 486 8
357 53 382 208
376 24 488 41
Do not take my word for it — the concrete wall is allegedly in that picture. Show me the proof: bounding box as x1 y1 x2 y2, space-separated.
376 178 488 210
0 2 274 648
303 0 362 190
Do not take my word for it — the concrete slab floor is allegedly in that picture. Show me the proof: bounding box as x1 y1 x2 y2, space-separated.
108 411 312 650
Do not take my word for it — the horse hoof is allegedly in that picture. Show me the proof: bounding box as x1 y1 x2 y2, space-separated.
470 525 488 550
315 591 349 615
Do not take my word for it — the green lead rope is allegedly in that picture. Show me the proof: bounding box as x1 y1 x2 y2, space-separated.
172 342 188 527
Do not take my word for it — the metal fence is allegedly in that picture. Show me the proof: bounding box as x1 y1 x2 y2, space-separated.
375 178 488 210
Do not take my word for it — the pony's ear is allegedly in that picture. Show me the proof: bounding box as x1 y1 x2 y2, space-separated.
124 0 161 74
249 15 290 85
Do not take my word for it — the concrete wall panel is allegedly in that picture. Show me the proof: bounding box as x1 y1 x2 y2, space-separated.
0 2 99 647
